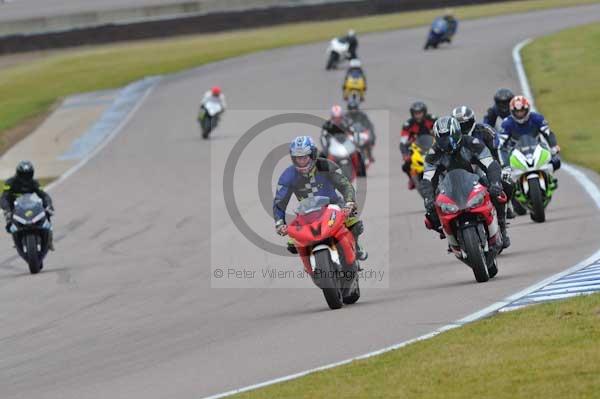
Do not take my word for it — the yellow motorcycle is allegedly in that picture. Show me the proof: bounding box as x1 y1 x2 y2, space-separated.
409 134 433 197
343 75 366 102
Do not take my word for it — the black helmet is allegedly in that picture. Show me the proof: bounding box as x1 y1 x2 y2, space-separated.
451 105 476 136
410 101 428 119
493 88 514 117
16 160 34 180
433 116 462 153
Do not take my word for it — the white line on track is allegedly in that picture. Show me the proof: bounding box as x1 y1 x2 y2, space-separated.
200 36 600 399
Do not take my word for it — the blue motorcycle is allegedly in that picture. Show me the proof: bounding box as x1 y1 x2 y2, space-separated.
424 16 458 50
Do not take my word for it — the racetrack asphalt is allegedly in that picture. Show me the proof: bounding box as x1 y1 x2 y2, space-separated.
1 5 600 398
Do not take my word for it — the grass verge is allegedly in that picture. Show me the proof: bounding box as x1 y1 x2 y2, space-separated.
522 21 600 173
1 0 600 141
231 293 600 398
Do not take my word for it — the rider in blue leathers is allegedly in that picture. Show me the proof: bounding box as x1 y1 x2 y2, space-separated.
499 95 561 171
273 136 367 260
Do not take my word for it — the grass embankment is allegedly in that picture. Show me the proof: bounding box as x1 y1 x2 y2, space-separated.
1 0 599 151
232 293 600 398
522 22 600 173
0 177 55 189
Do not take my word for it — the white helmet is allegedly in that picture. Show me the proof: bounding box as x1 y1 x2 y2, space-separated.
349 59 362 68
347 29 356 37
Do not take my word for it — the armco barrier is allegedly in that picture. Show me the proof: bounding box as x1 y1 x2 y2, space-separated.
0 0 508 55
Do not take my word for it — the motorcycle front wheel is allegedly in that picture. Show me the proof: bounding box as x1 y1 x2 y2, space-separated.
528 178 546 223
24 234 42 274
461 226 489 283
314 250 343 309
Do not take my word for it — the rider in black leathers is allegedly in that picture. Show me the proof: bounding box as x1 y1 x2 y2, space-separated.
483 88 514 128
452 106 512 247
346 98 375 143
1 161 55 250
421 116 508 248
339 29 358 59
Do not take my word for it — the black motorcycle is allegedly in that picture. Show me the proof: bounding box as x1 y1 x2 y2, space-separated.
9 194 52 274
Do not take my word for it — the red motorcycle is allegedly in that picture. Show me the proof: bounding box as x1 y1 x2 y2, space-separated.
426 169 505 283
287 196 361 309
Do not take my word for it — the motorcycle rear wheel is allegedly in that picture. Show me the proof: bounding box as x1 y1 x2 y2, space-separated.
343 276 360 305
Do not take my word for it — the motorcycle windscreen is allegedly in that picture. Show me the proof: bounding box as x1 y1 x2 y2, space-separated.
295 196 330 215
205 100 222 116
514 135 540 156
414 134 433 151
14 194 44 218
328 136 352 158
437 169 480 209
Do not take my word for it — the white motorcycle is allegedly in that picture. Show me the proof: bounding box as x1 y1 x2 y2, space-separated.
322 132 360 183
198 99 223 139
325 38 351 70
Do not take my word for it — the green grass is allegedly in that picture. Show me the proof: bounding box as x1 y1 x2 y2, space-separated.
231 293 600 398
1 0 599 146
522 21 600 173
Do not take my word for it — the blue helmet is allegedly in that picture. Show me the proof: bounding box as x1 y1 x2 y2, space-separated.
289 136 317 173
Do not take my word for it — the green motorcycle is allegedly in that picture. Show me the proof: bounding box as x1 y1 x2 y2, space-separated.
508 135 558 223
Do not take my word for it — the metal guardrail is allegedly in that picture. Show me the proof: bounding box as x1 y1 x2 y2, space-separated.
0 0 507 55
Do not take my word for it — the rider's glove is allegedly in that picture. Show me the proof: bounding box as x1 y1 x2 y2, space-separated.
45 206 55 216
343 201 356 216
501 166 512 183
275 220 288 236
489 182 503 198
551 155 561 171
551 145 560 155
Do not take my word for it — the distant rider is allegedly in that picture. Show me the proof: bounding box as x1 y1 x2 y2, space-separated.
199 86 226 118
483 88 514 128
442 10 458 42
400 101 437 190
320 105 351 157
421 116 509 247
273 136 367 260
499 95 561 171
339 29 358 59
1 161 54 250
343 59 367 100
452 106 512 246
346 98 375 145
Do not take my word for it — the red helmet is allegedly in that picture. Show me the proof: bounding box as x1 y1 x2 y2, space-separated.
330 104 344 123
211 86 222 96
509 95 531 123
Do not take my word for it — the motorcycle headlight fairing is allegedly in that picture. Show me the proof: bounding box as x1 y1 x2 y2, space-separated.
467 192 485 208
